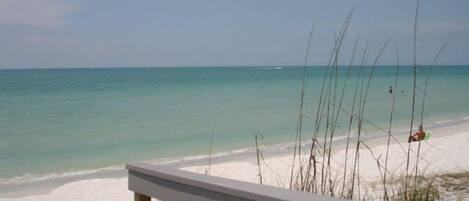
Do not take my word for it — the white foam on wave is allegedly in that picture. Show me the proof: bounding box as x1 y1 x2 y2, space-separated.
436 119 452 124
0 165 124 186
0 147 257 187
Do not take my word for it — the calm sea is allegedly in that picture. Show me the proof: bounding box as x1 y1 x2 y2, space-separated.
1 66 468 183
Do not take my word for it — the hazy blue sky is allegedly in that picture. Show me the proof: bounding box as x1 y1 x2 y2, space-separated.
0 0 468 68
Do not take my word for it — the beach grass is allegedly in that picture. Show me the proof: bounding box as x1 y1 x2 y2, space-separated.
275 0 463 200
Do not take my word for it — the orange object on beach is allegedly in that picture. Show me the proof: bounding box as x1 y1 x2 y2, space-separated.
408 125 426 143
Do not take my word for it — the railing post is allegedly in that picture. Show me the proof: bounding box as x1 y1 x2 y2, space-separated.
134 192 151 201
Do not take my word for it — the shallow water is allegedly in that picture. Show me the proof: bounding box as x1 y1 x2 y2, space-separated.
1 66 468 183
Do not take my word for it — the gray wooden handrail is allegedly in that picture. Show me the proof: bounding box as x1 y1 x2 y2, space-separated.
126 162 346 201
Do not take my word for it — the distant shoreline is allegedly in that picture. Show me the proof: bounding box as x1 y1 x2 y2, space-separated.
2 114 469 199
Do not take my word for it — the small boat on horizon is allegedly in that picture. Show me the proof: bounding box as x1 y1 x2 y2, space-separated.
259 66 283 70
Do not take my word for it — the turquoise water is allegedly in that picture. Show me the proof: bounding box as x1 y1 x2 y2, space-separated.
1 66 469 181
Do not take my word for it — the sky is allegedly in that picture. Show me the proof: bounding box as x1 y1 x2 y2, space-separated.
0 0 468 69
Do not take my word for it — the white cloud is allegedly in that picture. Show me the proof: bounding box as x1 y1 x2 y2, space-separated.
0 0 76 27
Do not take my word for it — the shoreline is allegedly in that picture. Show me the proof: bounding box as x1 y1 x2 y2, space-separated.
1 115 469 199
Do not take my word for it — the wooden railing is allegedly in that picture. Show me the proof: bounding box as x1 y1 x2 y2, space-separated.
126 162 346 201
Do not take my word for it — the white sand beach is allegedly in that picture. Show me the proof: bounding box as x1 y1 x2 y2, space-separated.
1 119 469 201
2 0 469 200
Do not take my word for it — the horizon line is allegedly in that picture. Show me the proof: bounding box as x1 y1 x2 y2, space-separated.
0 64 468 71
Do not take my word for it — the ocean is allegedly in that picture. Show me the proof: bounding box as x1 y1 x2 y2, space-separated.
1 66 469 186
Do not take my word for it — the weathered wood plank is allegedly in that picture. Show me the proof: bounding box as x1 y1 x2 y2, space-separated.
134 192 151 201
